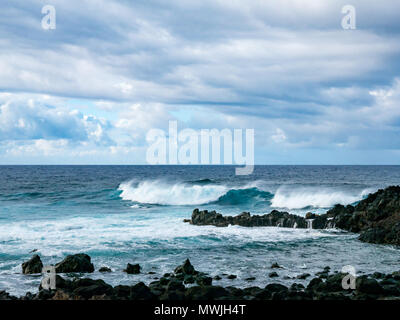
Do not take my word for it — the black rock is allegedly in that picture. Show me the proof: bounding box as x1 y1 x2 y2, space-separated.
188 209 308 228
227 274 237 280
269 272 279 278
307 278 323 291
55 253 94 273
124 263 141 274
245 277 256 281
0 291 17 300
265 283 288 293
296 273 311 280
22 255 43 274
174 259 195 275
271 262 283 269
99 267 112 273
196 276 212 286
356 277 382 295
130 282 155 300
72 279 113 299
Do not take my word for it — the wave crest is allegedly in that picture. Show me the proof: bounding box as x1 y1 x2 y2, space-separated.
271 187 369 209
118 180 227 205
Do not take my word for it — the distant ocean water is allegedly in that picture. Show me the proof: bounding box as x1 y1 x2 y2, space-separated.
1 165 400 296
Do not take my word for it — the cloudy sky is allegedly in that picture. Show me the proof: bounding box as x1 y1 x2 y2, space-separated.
1 0 400 164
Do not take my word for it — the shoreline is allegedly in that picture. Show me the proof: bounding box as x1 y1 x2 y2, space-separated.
3 185 400 300
2 256 400 300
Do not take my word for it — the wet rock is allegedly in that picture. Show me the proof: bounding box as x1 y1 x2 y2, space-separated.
245 277 256 281
265 283 288 294
166 279 185 292
271 262 283 269
124 263 141 274
99 267 112 273
290 283 305 291
55 253 94 273
227 274 237 280
174 259 195 275
114 285 131 299
269 272 279 278
356 277 382 295
307 278 323 291
213 275 222 280
72 278 113 299
0 291 17 300
196 276 212 286
296 273 311 280
188 209 307 228
22 254 43 274
130 282 155 300
323 273 347 292
325 186 400 244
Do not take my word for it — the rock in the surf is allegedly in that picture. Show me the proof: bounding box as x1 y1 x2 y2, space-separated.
188 209 308 228
55 253 95 273
124 263 141 274
22 254 43 274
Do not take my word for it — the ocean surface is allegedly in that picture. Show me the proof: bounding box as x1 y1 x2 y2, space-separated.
1 165 400 296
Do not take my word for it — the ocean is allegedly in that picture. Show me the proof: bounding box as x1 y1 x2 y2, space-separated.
1 165 400 296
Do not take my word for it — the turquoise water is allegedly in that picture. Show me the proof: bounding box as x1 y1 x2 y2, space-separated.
1 165 400 296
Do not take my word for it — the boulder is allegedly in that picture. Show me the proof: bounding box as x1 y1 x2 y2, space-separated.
55 253 94 273
356 277 382 295
124 263 141 274
72 279 113 299
174 259 195 275
22 254 43 274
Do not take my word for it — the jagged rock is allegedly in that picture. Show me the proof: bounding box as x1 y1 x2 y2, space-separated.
269 272 279 278
271 262 283 269
0 291 17 300
22 254 43 274
185 186 400 246
124 263 141 274
187 209 307 228
99 267 112 273
326 186 400 245
174 259 195 275
55 253 94 273
307 278 323 291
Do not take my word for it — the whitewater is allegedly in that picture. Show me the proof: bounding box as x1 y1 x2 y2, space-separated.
1 165 400 296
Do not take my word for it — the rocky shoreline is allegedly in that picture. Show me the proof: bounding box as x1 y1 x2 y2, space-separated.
185 185 400 245
3 185 400 301
2 254 400 300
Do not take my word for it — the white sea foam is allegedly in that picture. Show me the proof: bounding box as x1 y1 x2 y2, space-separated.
118 180 229 205
271 187 371 209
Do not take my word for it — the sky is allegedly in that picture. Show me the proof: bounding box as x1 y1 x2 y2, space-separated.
1 0 400 164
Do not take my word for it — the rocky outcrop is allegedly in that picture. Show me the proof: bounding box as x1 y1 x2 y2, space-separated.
22 254 43 274
323 186 400 245
186 186 400 245
7 260 400 301
124 263 141 274
188 209 308 228
55 253 95 273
